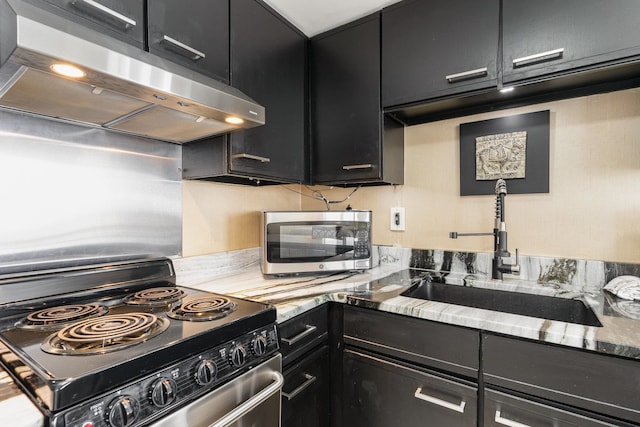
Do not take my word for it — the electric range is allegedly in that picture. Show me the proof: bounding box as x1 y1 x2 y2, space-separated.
0 258 279 427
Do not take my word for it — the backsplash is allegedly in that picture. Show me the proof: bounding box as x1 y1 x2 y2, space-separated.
174 246 640 293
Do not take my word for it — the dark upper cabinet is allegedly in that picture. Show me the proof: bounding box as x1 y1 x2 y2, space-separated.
311 14 404 186
148 0 230 83
381 0 499 108
503 0 640 85
182 0 306 185
37 0 145 48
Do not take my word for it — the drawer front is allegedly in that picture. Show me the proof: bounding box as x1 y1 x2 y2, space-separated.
279 305 328 366
343 306 479 378
343 349 477 427
282 345 330 427
485 388 631 427
483 333 640 424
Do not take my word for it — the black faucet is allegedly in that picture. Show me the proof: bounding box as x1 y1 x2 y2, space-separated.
449 179 520 280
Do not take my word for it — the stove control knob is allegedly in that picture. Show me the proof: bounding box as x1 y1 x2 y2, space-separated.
195 360 217 386
251 335 268 356
230 344 247 368
150 378 177 407
106 396 139 427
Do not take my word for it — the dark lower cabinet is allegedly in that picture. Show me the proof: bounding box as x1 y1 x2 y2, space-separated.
343 349 477 427
282 345 330 427
279 305 331 427
484 388 630 427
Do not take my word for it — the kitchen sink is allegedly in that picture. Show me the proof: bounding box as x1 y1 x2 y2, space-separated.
401 281 602 327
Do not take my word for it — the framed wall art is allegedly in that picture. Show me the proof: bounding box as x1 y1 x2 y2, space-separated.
459 110 550 196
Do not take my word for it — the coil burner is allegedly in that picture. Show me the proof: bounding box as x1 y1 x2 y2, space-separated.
168 297 237 321
124 287 185 306
41 313 169 355
17 304 108 330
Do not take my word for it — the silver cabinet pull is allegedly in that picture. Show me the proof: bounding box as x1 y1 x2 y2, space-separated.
208 371 284 427
513 48 564 68
72 0 136 28
494 409 531 427
232 153 271 163
414 387 466 413
161 35 206 61
282 374 317 401
281 325 317 345
445 67 488 83
342 164 373 171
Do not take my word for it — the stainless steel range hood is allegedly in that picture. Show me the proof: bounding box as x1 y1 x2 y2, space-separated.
0 0 265 143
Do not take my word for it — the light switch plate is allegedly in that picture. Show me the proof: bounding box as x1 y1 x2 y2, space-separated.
390 207 405 231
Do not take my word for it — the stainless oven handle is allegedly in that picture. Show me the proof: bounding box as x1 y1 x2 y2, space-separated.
281 325 317 346
208 371 284 427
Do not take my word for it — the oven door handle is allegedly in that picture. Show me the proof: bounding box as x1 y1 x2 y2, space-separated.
207 371 284 427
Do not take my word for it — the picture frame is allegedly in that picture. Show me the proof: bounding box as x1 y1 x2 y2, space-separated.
459 110 550 196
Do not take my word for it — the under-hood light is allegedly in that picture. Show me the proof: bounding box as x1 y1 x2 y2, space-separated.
50 63 86 78
225 117 244 125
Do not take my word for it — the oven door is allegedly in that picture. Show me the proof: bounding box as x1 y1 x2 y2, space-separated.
151 354 283 427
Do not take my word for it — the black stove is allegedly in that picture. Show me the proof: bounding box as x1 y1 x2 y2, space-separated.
0 258 279 427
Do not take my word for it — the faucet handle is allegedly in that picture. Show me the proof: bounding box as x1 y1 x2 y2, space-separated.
511 248 521 274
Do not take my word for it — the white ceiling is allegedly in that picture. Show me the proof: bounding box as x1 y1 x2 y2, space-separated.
263 0 402 37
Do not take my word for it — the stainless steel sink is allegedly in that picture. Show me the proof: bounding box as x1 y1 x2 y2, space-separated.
401 281 602 327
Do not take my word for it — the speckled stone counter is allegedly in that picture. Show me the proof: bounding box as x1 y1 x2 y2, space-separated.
174 246 640 360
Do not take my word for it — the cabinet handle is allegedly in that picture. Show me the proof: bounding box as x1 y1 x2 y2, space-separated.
282 374 317 401
445 67 488 83
71 0 136 28
512 48 564 68
494 409 531 427
161 35 206 61
342 164 373 171
413 387 466 413
232 153 271 163
281 325 317 346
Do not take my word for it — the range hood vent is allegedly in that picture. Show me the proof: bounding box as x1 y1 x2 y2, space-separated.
0 0 265 143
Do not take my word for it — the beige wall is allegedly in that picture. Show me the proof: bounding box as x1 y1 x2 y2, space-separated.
182 181 300 256
182 88 639 262
302 88 640 263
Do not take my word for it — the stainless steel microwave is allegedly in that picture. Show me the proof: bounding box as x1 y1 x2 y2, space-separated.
261 210 372 275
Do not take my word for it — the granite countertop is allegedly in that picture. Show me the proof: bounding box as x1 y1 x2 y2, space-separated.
175 254 640 360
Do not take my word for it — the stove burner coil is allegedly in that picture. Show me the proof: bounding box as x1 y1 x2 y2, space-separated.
18 304 108 330
124 287 185 306
41 313 169 355
168 297 237 321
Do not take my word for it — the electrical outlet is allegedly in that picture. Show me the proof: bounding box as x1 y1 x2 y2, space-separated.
390 207 405 231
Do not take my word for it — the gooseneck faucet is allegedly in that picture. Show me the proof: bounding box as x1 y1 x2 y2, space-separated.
449 179 520 280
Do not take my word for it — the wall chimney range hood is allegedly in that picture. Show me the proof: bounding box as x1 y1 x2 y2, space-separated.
0 0 265 143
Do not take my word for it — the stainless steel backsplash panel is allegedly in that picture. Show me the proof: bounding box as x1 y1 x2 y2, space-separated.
0 108 181 274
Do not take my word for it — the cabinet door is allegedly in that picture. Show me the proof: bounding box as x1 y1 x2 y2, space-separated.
39 0 144 48
148 0 229 83
229 0 306 183
343 349 477 427
382 0 499 108
484 389 631 427
282 345 330 427
311 14 400 185
503 0 640 84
